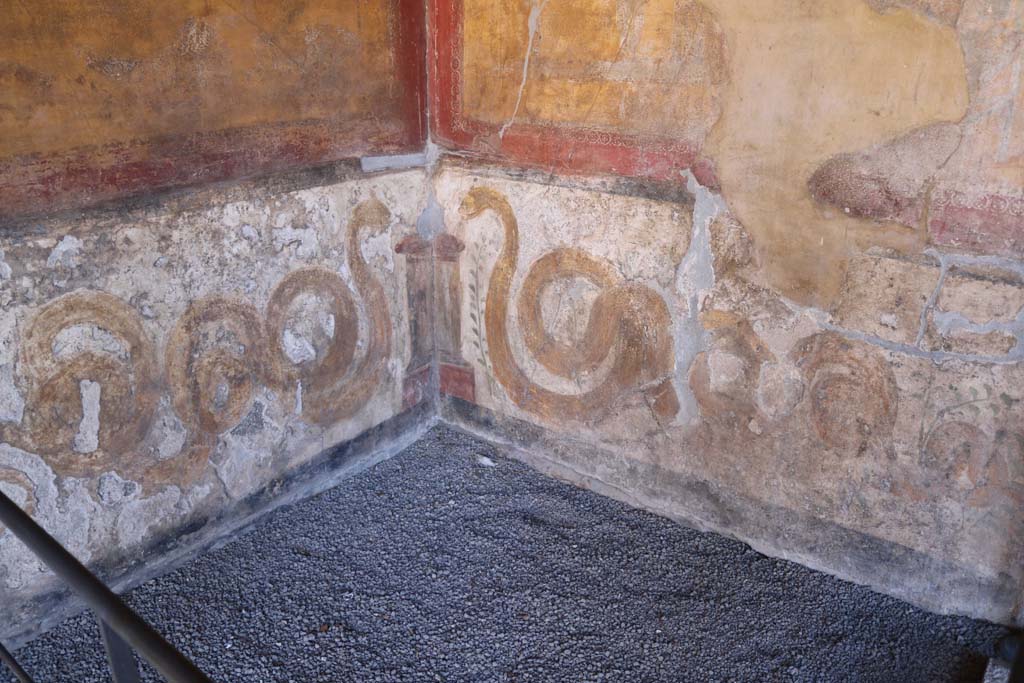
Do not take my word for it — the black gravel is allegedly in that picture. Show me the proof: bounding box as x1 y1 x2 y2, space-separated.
3 426 1008 682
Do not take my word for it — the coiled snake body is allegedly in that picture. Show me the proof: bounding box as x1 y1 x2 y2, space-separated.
0 199 392 489
166 198 393 470
460 187 679 423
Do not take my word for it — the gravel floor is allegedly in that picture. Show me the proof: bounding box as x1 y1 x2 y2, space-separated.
3 425 1008 682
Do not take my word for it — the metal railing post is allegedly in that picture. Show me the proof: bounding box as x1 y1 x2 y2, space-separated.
0 641 34 683
99 618 142 683
0 491 213 683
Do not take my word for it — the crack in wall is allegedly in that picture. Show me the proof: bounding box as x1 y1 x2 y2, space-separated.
915 250 949 348
802 309 1024 366
781 249 1024 365
672 170 725 424
919 249 1024 357
498 0 549 140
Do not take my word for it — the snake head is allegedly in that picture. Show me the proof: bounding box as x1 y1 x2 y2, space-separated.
458 187 492 219
350 197 391 237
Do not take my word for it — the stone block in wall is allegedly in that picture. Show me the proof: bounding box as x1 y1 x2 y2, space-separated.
923 264 1024 357
939 267 1024 326
923 326 1019 356
832 251 941 345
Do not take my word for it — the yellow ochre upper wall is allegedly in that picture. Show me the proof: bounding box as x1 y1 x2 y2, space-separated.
0 0 426 221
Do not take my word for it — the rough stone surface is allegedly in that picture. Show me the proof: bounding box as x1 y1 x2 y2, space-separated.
833 252 941 345
2 427 1007 683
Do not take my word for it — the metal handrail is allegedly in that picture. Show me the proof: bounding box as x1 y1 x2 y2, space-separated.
0 641 32 683
0 491 214 682
1001 633 1024 683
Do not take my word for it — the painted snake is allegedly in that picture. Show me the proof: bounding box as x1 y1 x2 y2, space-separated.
460 186 679 423
0 198 393 488
0 291 161 481
166 197 393 472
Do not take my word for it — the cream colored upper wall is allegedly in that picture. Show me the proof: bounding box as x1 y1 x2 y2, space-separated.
445 0 1022 306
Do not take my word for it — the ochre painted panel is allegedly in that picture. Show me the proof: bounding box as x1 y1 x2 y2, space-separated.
0 0 426 222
